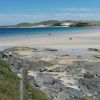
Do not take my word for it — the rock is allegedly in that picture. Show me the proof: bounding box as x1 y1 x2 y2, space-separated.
94 55 100 59
69 37 72 40
79 78 100 99
34 73 55 87
33 73 85 100
54 88 84 100
63 87 84 99
87 48 99 52
47 66 64 72
30 61 53 71
53 91 70 100
8 56 53 71
84 72 94 78
44 48 58 52
60 54 70 57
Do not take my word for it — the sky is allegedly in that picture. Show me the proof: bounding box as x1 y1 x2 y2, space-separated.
0 0 100 25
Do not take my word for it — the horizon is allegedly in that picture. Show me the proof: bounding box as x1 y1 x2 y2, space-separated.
0 0 100 25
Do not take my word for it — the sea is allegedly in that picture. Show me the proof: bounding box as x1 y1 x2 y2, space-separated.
0 26 99 38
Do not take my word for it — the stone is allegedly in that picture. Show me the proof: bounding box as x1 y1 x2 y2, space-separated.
79 78 100 99
44 48 58 52
84 72 94 78
87 48 99 52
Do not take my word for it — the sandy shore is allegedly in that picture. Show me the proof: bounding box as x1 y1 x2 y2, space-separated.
0 28 100 49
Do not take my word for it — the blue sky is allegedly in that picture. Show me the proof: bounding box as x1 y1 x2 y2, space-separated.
0 0 100 25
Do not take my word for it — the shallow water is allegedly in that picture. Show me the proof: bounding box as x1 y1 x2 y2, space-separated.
0 26 99 38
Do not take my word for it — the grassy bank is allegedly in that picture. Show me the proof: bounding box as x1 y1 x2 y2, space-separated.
0 59 49 100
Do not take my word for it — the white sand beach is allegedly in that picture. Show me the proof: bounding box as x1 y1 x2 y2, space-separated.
0 28 100 49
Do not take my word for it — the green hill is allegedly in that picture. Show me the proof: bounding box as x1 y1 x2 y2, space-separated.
16 20 61 27
1 20 100 28
0 59 49 100
16 23 33 27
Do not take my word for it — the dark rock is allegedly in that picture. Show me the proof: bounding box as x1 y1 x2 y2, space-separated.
47 67 64 72
88 48 99 52
93 55 100 59
69 38 72 40
84 72 94 78
44 48 58 52
60 54 70 57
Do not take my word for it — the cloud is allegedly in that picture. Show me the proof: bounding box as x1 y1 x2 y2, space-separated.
54 11 100 20
53 8 100 20
57 8 91 12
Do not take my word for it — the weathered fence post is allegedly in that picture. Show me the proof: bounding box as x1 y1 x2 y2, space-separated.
20 68 28 100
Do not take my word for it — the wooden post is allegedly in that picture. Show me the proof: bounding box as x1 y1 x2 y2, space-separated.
20 68 28 100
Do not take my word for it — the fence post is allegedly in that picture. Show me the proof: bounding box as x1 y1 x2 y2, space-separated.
20 68 28 100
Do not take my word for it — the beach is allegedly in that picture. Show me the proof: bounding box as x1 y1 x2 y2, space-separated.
0 27 100 50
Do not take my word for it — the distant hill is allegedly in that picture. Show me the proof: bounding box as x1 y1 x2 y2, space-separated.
0 20 100 28
16 23 33 27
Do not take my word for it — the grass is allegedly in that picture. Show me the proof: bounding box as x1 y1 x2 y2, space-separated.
0 59 50 100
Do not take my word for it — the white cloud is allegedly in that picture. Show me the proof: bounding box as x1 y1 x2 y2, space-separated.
54 11 100 20
57 8 91 12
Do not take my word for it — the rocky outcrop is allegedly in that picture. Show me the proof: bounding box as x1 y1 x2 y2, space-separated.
79 78 100 100
30 73 84 100
8 57 53 73
2 47 100 100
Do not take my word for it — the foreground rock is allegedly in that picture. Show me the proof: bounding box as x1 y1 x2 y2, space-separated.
79 78 100 100
1 47 100 100
29 73 84 100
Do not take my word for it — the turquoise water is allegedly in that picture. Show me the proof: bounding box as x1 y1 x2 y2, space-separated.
0 26 99 38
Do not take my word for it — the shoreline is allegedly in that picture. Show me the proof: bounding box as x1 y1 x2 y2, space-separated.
0 28 100 50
